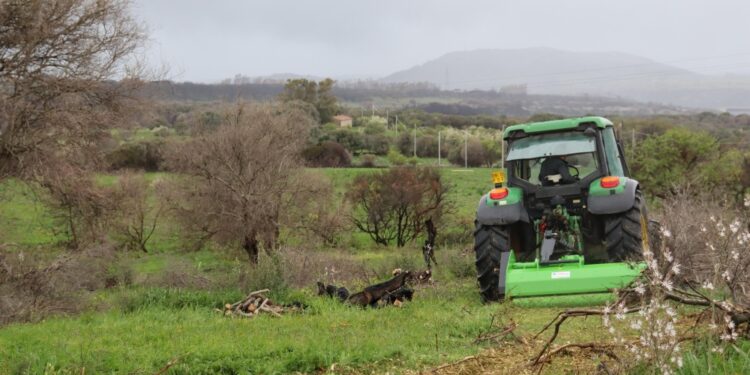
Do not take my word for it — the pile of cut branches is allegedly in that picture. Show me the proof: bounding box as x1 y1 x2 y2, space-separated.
219 289 296 318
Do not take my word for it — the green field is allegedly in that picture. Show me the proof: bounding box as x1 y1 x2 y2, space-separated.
1 168 748 374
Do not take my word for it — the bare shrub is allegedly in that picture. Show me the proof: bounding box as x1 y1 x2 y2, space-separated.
164 102 315 263
534 194 750 374
111 172 164 252
0 244 117 324
347 167 450 246
140 260 211 290
37 165 117 249
0 0 145 180
658 193 750 301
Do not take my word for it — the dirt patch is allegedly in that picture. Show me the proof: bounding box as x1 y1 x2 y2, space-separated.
420 339 627 375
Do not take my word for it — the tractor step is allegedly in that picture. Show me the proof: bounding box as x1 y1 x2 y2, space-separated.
503 252 645 298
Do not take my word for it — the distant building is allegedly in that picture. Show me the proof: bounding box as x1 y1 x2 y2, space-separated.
332 115 353 127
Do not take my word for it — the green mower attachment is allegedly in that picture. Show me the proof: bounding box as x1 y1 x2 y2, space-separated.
501 252 645 298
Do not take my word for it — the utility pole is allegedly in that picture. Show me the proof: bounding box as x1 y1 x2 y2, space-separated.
395 115 399 135
386 109 389 129
501 125 506 166
631 128 636 155
438 131 441 167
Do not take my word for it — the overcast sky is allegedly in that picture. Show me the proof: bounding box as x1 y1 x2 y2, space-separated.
133 0 750 83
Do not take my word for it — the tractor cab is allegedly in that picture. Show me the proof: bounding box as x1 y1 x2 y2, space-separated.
474 117 648 301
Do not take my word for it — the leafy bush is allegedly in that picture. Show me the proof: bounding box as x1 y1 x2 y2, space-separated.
106 140 164 171
387 148 407 166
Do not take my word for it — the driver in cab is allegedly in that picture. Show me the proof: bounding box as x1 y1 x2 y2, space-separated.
539 155 578 186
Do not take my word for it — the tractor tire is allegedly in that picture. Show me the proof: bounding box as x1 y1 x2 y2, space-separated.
474 223 509 302
604 190 648 262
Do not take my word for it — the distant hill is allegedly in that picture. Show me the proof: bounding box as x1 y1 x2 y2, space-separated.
381 47 750 110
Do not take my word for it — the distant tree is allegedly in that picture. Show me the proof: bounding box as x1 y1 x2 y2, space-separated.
448 138 486 167
363 134 390 155
417 135 439 157
279 78 338 123
347 167 449 247
316 78 338 123
302 141 352 167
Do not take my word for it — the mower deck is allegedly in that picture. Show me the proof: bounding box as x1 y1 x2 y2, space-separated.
504 252 645 298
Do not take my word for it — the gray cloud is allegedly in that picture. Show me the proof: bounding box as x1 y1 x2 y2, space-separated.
133 0 750 82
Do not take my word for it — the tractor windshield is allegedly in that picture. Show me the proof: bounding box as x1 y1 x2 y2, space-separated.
512 152 599 186
507 132 600 186
506 133 595 161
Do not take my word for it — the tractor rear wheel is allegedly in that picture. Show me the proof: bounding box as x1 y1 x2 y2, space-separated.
604 190 648 261
474 223 509 302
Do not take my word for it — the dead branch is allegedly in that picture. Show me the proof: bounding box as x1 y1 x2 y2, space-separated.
535 342 622 365
473 320 519 345
427 355 479 373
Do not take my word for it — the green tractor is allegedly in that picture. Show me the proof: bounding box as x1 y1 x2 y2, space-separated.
474 116 648 301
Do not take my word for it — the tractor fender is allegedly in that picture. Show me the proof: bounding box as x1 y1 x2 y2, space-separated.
587 177 639 215
476 193 530 226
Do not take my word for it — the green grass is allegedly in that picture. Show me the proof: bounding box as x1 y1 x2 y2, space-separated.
0 280 606 375
0 179 62 247
2 168 749 374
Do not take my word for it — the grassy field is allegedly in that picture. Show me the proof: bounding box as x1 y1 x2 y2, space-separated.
1 168 749 374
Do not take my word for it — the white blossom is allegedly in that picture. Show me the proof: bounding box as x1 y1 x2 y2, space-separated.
662 279 674 291
671 264 681 275
722 270 733 282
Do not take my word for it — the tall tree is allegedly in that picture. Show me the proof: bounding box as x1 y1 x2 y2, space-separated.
279 78 338 123
0 0 145 180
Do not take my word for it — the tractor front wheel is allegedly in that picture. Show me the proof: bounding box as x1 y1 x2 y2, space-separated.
604 190 648 261
474 223 509 302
